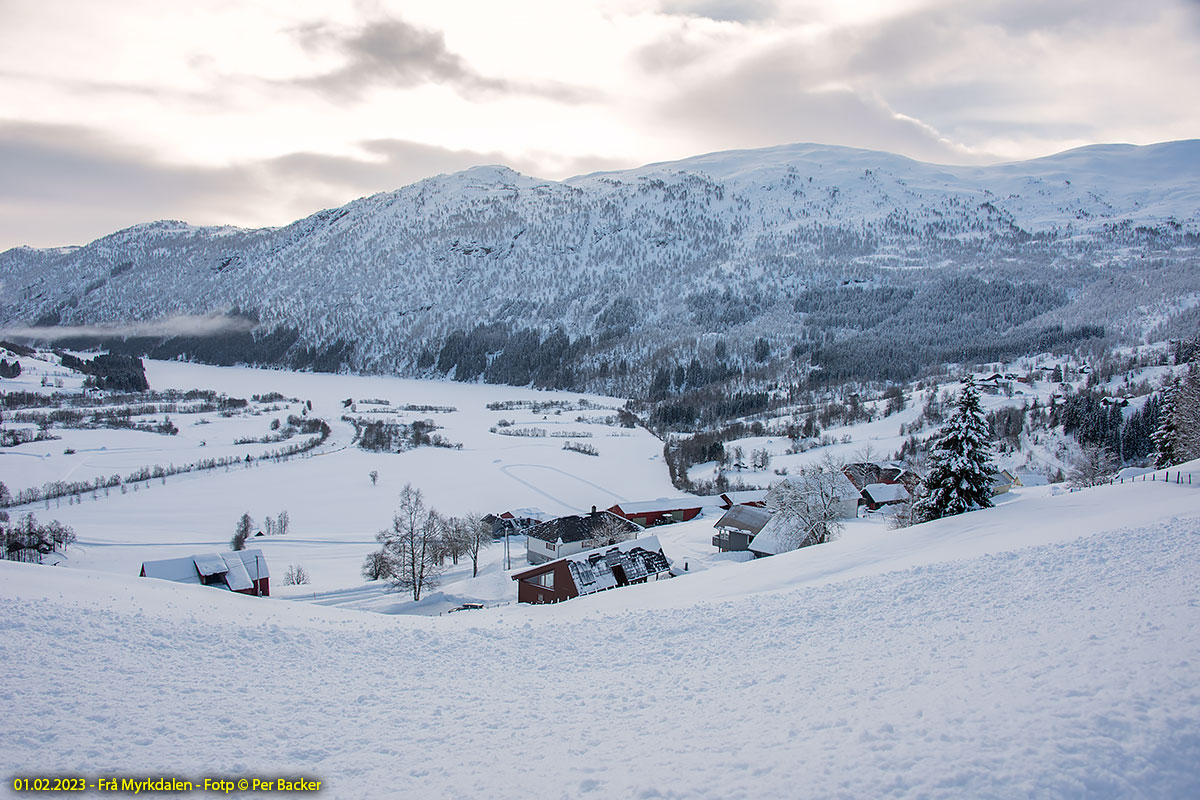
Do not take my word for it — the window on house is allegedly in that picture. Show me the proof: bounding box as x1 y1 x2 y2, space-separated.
531 571 554 590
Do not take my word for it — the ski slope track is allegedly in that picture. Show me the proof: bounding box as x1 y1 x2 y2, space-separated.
3 474 1199 799
1 140 1198 378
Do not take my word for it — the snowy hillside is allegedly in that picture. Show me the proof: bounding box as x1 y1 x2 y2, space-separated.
1 140 1197 389
3 469 1199 798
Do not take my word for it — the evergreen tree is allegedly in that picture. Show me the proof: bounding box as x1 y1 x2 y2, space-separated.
1153 378 1181 467
1155 365 1200 467
914 376 996 522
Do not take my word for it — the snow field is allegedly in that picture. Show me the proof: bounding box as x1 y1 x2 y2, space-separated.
3 475 1199 798
1 359 676 596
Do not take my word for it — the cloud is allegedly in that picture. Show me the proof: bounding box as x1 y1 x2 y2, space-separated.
1 314 257 341
657 0 779 24
287 16 586 103
642 0 1200 162
0 121 626 250
655 45 985 163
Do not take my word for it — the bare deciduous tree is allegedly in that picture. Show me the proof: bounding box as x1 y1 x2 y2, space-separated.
766 458 848 550
461 512 491 578
582 513 636 550
375 484 445 601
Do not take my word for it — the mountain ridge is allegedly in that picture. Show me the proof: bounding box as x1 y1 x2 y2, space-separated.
2 139 1197 392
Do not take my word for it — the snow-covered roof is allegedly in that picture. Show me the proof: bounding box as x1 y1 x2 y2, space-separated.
230 549 270 580
714 504 772 535
613 497 723 514
501 507 548 521
140 550 267 590
526 511 640 543
140 555 205 585
721 490 768 505
563 536 672 596
863 483 910 504
747 519 792 556
990 470 1018 487
192 553 228 577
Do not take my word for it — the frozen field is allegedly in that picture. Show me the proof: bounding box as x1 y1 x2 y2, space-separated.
1 358 677 603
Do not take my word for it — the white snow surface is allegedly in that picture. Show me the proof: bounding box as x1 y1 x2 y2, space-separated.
3 471 1200 798
0 359 677 606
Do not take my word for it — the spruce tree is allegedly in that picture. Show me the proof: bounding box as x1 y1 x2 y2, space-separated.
914 376 996 522
1152 377 1181 468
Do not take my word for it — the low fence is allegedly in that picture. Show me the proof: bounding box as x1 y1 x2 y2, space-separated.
1115 471 1196 485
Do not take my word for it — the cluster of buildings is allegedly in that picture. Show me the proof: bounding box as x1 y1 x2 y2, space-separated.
134 462 1021 608
505 460 1024 601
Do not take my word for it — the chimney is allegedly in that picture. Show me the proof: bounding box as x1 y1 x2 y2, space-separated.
590 505 597 516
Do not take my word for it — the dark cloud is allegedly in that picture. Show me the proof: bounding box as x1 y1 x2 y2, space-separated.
0 122 623 250
287 16 586 103
658 0 778 24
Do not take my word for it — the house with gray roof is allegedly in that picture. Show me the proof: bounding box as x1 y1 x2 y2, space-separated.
524 508 641 564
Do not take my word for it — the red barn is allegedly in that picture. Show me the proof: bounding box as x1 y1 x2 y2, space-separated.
607 497 722 527
140 549 270 596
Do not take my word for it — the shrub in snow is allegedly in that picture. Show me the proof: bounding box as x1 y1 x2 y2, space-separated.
361 551 392 582
282 564 310 585
230 513 253 551
562 440 598 456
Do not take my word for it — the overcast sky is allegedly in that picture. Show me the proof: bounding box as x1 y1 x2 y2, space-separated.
1 0 1197 250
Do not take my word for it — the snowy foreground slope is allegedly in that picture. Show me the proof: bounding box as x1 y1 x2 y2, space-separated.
3 476 1200 798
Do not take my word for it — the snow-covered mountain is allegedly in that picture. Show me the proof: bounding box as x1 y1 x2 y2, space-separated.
2 140 1198 387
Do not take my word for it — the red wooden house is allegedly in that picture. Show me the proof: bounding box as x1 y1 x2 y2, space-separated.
512 536 673 604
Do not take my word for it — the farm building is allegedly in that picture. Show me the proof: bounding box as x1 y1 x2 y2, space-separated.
861 482 911 511
607 497 723 527
990 469 1022 496
718 489 768 508
140 549 269 596
843 462 921 495
484 507 549 538
712 504 773 552
524 509 641 564
511 536 673 604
